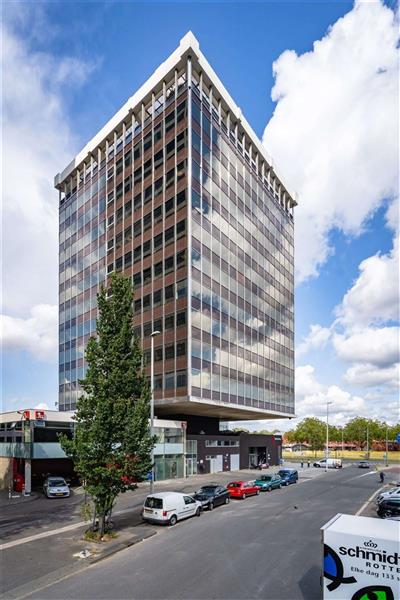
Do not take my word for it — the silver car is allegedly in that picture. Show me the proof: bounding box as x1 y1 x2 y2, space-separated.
376 486 400 504
43 476 70 498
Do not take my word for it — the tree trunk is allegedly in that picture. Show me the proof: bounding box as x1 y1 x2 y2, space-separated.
99 510 105 538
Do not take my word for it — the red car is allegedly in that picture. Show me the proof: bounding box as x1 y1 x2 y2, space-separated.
227 480 261 499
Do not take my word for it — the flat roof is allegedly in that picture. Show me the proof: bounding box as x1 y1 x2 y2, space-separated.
54 31 296 206
0 410 186 430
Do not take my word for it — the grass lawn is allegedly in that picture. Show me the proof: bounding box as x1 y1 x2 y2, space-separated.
282 450 399 462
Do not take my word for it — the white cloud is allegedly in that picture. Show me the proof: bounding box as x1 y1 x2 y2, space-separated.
1 7 96 317
294 365 365 421
336 236 399 328
344 362 399 388
333 326 399 367
262 0 399 282
1 304 58 362
297 324 331 356
35 402 51 410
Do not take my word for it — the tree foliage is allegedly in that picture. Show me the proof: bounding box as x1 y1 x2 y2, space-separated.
294 417 326 454
286 416 399 448
60 273 155 537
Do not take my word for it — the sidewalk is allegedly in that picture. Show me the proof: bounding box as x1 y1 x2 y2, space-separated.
0 489 39 508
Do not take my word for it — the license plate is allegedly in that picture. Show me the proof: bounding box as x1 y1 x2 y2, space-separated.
56 493 64 496
144 508 153 513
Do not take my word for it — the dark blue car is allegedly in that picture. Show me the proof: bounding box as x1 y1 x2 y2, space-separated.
277 469 298 486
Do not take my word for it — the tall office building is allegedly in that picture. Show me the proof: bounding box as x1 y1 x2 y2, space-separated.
55 33 296 429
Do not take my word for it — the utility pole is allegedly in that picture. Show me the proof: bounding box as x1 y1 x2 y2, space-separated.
385 427 389 467
366 424 369 459
326 402 332 473
341 427 344 458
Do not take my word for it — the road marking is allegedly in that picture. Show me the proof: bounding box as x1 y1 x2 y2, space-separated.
356 485 385 516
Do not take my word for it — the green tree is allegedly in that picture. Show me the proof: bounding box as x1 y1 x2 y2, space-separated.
294 418 326 456
343 417 382 448
61 273 155 538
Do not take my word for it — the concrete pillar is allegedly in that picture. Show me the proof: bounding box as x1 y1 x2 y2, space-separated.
24 459 32 495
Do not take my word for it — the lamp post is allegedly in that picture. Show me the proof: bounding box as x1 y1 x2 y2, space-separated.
366 424 369 459
150 330 161 495
341 426 344 459
385 426 389 467
326 402 333 472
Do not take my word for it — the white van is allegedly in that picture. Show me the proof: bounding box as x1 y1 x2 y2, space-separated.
142 492 202 526
313 458 342 469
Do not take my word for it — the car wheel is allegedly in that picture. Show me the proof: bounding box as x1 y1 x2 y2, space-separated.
209 501 214 511
242 493 246 499
225 497 230 505
382 510 392 518
268 486 272 492
256 489 260 495
195 507 201 517
169 514 178 526
278 484 282 489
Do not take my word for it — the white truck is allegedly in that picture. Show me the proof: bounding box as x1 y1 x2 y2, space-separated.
322 513 399 600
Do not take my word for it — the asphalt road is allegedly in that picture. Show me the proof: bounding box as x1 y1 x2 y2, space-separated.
13 467 383 600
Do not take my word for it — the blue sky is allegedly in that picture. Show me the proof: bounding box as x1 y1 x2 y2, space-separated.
2 1 399 429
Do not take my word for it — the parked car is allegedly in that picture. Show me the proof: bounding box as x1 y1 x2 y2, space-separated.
377 497 400 519
193 485 230 510
357 461 371 469
142 492 202 526
376 486 400 504
254 473 282 491
277 469 298 486
313 458 342 469
43 476 70 498
227 481 260 499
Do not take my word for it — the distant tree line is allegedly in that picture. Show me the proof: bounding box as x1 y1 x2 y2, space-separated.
283 417 400 452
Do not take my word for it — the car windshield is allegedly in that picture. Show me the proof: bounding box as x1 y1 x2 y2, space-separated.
144 497 163 509
228 483 241 488
278 471 290 477
48 479 66 487
259 476 271 482
198 487 217 495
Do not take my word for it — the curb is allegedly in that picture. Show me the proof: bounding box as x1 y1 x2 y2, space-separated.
88 529 157 565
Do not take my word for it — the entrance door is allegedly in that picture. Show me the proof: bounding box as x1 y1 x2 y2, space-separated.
186 458 197 476
230 454 240 471
209 455 223 473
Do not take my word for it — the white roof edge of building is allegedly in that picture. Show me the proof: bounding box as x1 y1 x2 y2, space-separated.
54 31 296 204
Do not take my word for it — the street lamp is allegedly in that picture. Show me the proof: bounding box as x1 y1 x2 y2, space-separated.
385 426 389 467
326 402 333 472
150 330 161 494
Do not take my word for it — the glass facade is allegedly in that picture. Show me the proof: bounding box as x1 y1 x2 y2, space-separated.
189 88 294 416
56 41 295 420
